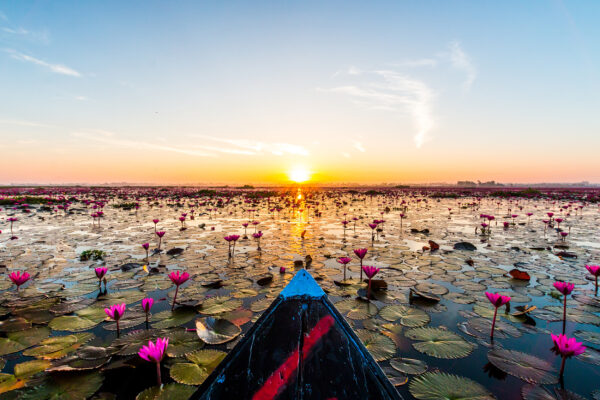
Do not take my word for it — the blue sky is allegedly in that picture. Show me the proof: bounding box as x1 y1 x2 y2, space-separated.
0 1 599 184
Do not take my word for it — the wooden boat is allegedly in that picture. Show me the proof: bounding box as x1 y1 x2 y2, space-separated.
191 269 401 399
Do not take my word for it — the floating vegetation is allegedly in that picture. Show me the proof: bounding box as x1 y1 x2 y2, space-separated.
0 186 598 398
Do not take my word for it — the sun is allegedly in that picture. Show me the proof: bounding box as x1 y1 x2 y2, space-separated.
288 166 311 183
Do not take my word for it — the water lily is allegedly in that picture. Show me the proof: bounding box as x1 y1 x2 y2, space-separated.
485 292 511 340
138 337 169 386
353 248 368 281
94 267 108 289
336 256 352 281
105 303 126 335
9 271 30 291
554 281 574 334
362 265 380 300
142 298 154 325
142 242 150 261
585 264 600 295
156 231 165 250
168 270 190 310
252 231 263 251
550 333 585 379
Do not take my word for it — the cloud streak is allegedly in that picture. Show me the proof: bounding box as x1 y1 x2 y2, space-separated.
323 70 435 148
5 49 81 77
448 41 477 90
190 135 310 156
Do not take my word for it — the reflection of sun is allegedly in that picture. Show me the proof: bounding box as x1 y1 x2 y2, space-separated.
288 166 311 183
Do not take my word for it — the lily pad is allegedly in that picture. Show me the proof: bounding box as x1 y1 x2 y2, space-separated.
356 329 396 361
152 309 197 329
136 383 195 400
380 305 430 327
0 327 51 356
390 357 428 375
405 327 474 359
487 348 557 384
409 372 495 400
195 317 241 345
201 297 243 315
170 349 226 385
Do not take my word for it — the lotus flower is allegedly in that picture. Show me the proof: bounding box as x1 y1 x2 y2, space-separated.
168 270 190 310
9 271 30 290
94 267 108 289
485 292 511 339
554 281 574 334
362 265 380 300
142 242 150 260
105 303 126 335
354 248 368 281
585 265 600 294
138 337 169 386
155 231 165 250
551 333 586 378
337 257 352 281
142 298 154 325
252 231 263 251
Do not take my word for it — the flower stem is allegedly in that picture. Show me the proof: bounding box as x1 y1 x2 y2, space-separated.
156 361 162 386
491 307 498 340
562 295 567 334
172 285 179 311
116 320 120 337
559 355 566 377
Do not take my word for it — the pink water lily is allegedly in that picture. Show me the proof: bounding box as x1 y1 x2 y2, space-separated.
142 242 150 261
168 270 190 310
551 333 586 378
554 281 574 334
138 337 169 386
105 303 126 335
485 292 511 340
156 231 165 250
354 248 368 281
142 298 154 325
9 271 30 290
585 265 600 295
337 257 352 281
94 267 108 289
362 265 380 300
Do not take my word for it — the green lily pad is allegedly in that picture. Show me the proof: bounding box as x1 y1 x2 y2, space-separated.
201 296 243 315
170 349 226 385
335 299 379 320
165 330 204 357
487 348 557 384
0 327 51 356
406 327 474 359
390 357 428 375
136 383 195 400
14 359 51 378
23 333 94 359
195 317 241 345
380 305 430 327
356 329 396 361
49 307 106 332
152 309 197 329
409 372 495 400
18 371 103 399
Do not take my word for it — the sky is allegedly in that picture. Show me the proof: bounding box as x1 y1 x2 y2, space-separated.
0 0 599 185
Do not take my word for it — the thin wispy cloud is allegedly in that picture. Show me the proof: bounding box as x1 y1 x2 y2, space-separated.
190 135 310 156
72 131 217 158
5 49 81 77
0 118 56 128
352 140 366 152
447 41 477 90
394 58 438 68
322 70 435 148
